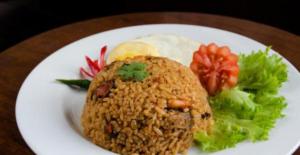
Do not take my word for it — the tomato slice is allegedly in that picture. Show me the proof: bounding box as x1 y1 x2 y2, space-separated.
190 43 239 95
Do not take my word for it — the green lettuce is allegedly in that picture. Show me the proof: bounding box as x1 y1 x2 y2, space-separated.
194 47 288 152
238 47 288 93
209 87 256 119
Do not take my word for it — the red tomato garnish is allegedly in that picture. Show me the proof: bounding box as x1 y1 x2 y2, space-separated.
190 43 239 95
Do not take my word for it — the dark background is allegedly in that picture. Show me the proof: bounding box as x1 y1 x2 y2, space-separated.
0 0 298 52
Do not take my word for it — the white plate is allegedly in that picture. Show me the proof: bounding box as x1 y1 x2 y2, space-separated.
16 24 300 155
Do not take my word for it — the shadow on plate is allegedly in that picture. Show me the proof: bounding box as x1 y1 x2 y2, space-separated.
62 90 87 139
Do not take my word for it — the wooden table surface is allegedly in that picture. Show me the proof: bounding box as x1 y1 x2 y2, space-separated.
0 12 299 155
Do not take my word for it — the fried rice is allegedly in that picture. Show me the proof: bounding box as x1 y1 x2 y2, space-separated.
81 56 213 155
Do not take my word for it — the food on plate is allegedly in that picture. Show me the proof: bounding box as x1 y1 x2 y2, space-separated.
238 47 288 93
81 56 213 154
80 45 107 79
117 62 149 81
56 79 91 89
108 34 200 66
107 41 160 64
190 43 239 95
193 47 288 152
56 34 288 153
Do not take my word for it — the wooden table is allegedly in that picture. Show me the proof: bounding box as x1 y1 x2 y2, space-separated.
0 12 299 155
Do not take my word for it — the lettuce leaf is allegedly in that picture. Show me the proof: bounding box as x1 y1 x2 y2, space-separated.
209 87 256 119
194 48 288 152
194 110 264 152
238 47 288 94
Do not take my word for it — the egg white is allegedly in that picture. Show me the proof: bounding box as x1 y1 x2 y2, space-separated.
133 34 200 66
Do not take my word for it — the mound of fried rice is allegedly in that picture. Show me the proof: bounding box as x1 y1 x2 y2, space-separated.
81 56 213 155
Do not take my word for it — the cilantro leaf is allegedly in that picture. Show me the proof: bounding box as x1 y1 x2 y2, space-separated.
117 62 149 81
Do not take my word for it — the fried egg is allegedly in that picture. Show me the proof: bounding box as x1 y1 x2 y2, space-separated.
108 34 200 66
107 41 160 64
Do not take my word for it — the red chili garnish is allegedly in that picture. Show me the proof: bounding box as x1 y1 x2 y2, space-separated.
80 45 107 79
99 46 107 70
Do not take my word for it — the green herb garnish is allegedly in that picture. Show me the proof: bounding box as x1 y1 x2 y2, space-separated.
56 79 91 89
117 62 149 81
